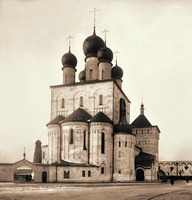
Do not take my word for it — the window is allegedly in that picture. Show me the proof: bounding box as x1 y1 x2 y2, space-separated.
88 170 91 177
82 170 85 177
119 151 121 158
90 69 93 79
118 170 121 174
83 131 87 150
99 94 103 105
80 96 83 107
101 167 105 174
130 142 132 148
65 75 68 84
61 98 65 108
119 141 121 148
125 141 127 148
101 132 105 154
64 171 70 179
70 129 73 144
101 70 104 79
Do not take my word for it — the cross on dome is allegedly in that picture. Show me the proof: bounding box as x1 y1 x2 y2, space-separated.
114 50 119 65
90 8 100 33
102 29 109 44
67 35 73 52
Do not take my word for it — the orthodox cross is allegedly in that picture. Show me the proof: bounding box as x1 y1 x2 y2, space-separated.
67 35 73 51
114 50 119 64
102 29 109 44
90 8 100 29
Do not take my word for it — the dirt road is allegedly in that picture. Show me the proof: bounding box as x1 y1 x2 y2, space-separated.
0 181 192 200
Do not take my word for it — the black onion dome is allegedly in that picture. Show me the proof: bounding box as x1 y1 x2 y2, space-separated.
111 63 123 79
97 45 113 64
83 30 105 58
61 50 77 69
78 69 86 81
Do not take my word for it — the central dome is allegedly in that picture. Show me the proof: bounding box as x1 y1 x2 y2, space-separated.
83 29 105 59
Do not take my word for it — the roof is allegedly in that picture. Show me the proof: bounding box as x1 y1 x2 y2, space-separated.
52 160 98 167
46 115 65 126
131 114 152 128
90 112 113 125
62 108 92 123
135 151 155 168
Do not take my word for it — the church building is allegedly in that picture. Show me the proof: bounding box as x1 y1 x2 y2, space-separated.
0 13 160 183
32 20 160 182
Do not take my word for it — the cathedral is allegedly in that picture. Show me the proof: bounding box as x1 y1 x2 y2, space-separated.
32 22 160 182
0 14 161 183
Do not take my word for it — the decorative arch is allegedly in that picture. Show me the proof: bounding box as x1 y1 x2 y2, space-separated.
73 90 87 110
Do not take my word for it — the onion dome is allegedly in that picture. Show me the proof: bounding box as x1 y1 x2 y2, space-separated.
61 50 77 70
83 28 105 59
111 61 123 79
78 69 86 81
114 98 132 134
97 45 113 64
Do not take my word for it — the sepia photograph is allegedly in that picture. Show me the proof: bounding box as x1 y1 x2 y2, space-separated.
0 0 192 199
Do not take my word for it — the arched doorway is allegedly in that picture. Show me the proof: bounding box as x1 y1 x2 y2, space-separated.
14 166 34 182
136 169 145 181
42 171 47 183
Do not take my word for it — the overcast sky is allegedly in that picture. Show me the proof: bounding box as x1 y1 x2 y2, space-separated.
0 0 192 163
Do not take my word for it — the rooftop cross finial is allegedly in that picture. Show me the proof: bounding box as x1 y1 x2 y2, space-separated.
102 29 109 44
67 35 73 52
114 51 119 65
90 8 100 33
140 98 144 115
23 147 26 159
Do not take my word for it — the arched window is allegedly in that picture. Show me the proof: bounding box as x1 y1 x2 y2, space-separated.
101 70 104 79
99 94 103 105
82 170 85 177
125 141 127 148
80 96 83 107
61 98 65 108
119 141 121 148
70 129 73 144
90 69 93 79
101 167 105 174
83 130 87 150
65 74 68 84
88 170 91 177
101 132 105 154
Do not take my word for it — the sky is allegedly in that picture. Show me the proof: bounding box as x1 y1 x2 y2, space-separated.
0 0 192 163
